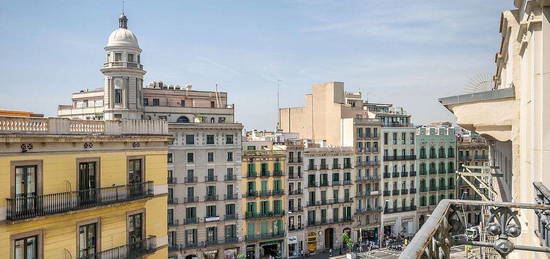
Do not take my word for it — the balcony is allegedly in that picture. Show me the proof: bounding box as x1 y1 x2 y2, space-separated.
308 165 318 171
392 172 399 178
474 155 489 160
273 170 284 177
103 61 143 69
410 188 417 194
343 163 352 169
420 170 427 176
319 181 330 187
247 172 258 178
355 207 382 215
410 171 417 177
79 236 156 259
383 173 391 178
429 169 437 175
343 180 352 185
289 206 303 213
243 191 258 198
319 164 329 170
224 174 237 181
184 176 198 183
383 191 391 196
401 187 550 259
260 171 271 178
245 210 285 219
438 87 515 142
224 194 238 200
308 182 318 188
333 164 341 169
184 196 199 203
392 190 400 195
401 189 409 195
205 175 218 182
171 238 240 251
6 181 154 221
289 189 303 195
289 224 304 231
308 218 353 227
183 217 199 224
245 232 285 242
356 161 380 167
168 177 177 184
401 171 409 177
383 155 417 161
224 214 238 220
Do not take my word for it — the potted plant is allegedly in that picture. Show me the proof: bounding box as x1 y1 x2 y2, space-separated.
342 233 356 259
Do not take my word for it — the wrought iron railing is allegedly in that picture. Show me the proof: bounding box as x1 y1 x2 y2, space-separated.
78 236 156 259
7 181 153 221
401 194 550 259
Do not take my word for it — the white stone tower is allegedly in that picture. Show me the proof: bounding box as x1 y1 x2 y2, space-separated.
101 14 145 120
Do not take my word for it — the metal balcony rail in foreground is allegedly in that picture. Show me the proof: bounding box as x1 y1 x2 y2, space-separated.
400 188 550 259
7 181 154 221
78 236 156 259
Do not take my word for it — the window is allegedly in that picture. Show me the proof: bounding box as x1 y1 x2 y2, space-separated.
115 52 122 61
186 207 197 220
208 152 214 162
115 89 122 104
207 205 217 217
226 135 234 144
128 212 144 250
185 229 197 245
180 100 185 107
152 99 159 106
225 225 237 240
167 153 173 163
78 222 98 258
13 232 41 259
227 152 233 162
187 153 194 163
226 203 236 216
128 54 134 62
185 135 194 145
383 133 388 145
211 101 216 108
206 227 218 242
143 98 149 106
207 135 215 144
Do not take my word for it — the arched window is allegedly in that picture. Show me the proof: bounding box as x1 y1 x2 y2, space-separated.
448 178 454 189
210 117 215 123
439 178 446 189
448 147 454 158
176 116 190 123
420 147 426 158
439 162 445 173
420 196 427 206
420 179 426 189
420 163 426 174
429 179 436 189
430 147 436 158
438 147 445 158
429 163 436 174
429 195 436 205
448 162 454 173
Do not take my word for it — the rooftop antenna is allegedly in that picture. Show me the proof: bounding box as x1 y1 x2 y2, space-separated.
277 79 281 130
122 0 125 15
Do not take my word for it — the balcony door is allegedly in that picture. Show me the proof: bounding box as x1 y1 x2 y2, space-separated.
78 161 97 205
128 212 144 250
128 158 144 197
78 222 98 258
15 165 38 212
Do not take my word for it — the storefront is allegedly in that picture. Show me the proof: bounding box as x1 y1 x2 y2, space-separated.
246 245 256 259
260 239 283 259
363 228 379 242
203 250 218 259
224 248 239 259
288 236 298 257
307 232 317 252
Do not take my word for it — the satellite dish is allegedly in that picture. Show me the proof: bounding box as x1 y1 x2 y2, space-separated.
464 73 493 93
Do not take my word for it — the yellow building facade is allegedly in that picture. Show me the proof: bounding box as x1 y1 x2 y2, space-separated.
0 117 169 259
241 148 286 259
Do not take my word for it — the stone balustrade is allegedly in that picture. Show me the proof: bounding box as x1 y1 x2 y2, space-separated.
0 116 168 136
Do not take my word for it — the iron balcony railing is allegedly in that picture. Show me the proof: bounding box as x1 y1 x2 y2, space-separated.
247 172 257 178
410 188 417 194
401 189 409 195
355 207 382 214
333 163 341 169
245 210 285 219
78 236 156 259
392 172 400 178
307 218 353 227
184 196 199 203
243 191 258 198
171 238 240 251
401 192 550 259
383 191 391 196
356 161 380 167
204 194 219 201
225 214 238 220
260 171 271 177
383 155 417 161
224 194 238 200
308 165 318 171
383 173 391 178
245 232 285 242
308 182 318 188
273 170 284 177
184 176 198 183
392 189 400 195
168 177 177 184
7 181 153 221
289 189 303 195
224 174 237 181
343 180 352 185
401 171 409 177
410 171 417 177
289 206 303 213
205 175 218 182
289 224 304 231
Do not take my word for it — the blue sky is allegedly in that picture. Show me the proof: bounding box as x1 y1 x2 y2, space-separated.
0 0 512 129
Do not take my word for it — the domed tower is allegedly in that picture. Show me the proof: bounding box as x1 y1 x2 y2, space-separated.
101 14 145 120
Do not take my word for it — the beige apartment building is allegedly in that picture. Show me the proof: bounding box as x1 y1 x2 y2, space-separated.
304 147 355 253
353 118 383 243
167 123 244 259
